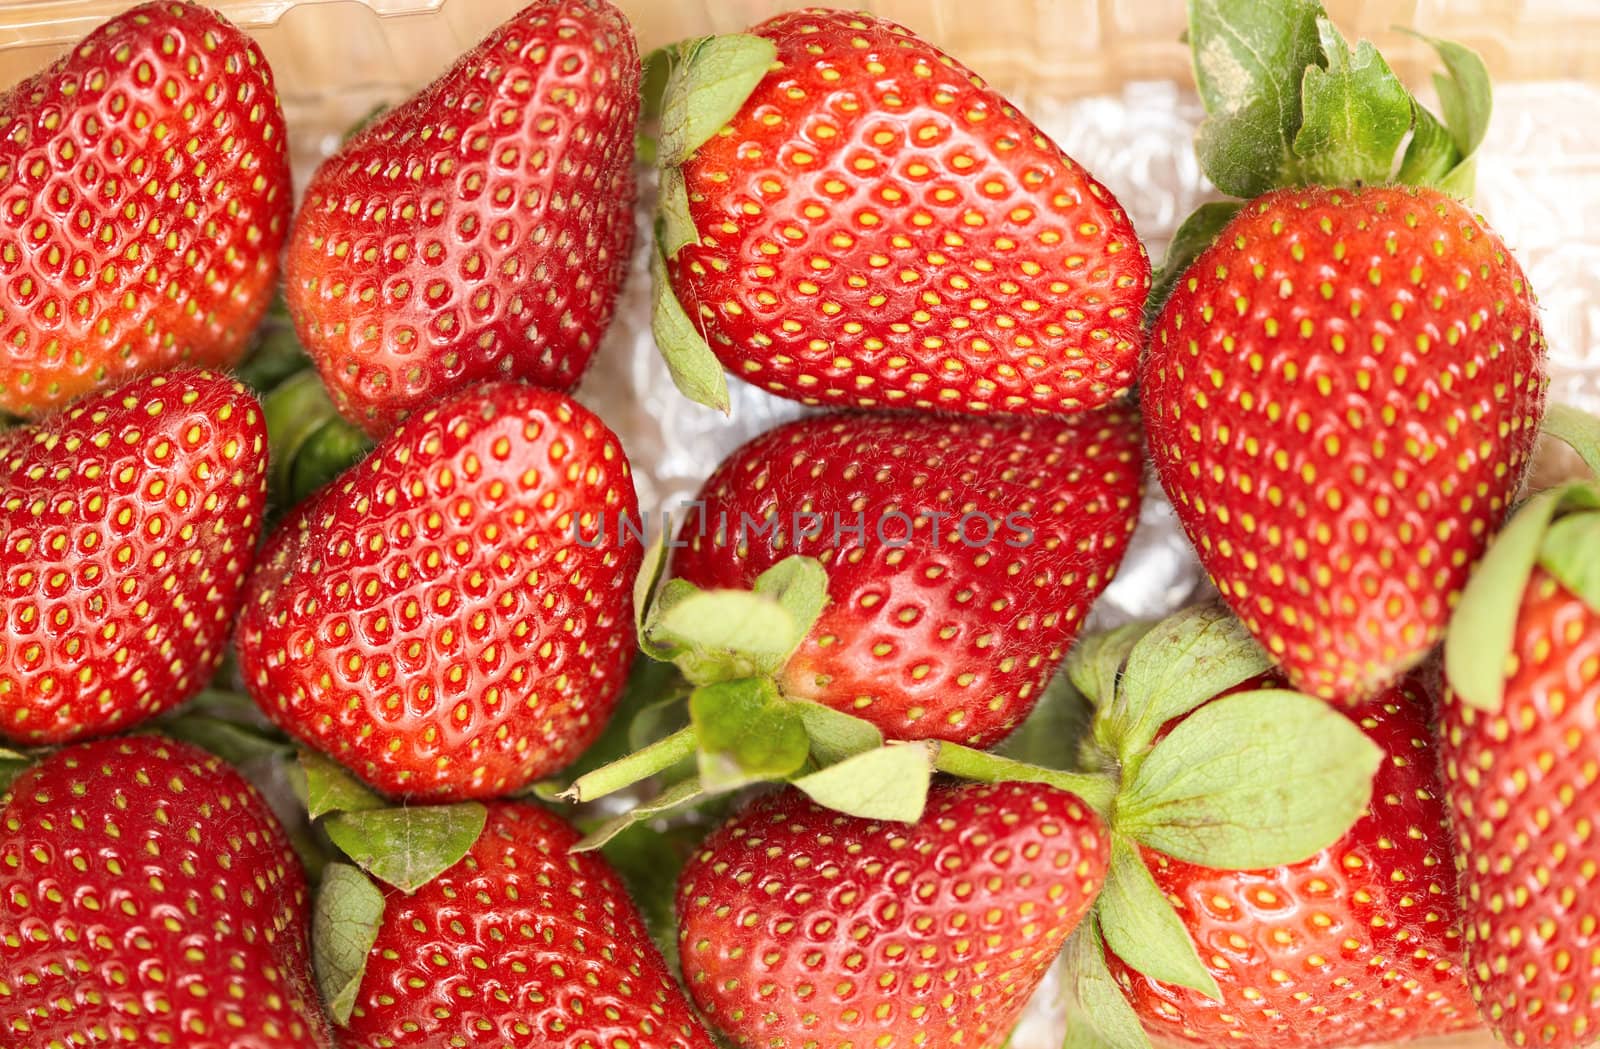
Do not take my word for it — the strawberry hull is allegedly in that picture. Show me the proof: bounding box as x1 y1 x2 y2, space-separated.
0 1 292 415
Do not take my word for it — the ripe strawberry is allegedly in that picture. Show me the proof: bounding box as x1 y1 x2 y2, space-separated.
340 800 713 1049
1104 674 1480 1047
1143 185 1546 701
0 1 291 416
286 0 639 438
668 408 1141 748
1439 475 1600 1046
657 8 1148 417
0 735 332 1047
238 382 640 801
0 368 267 743
677 781 1107 1049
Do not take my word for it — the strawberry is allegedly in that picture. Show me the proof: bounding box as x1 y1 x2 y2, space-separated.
0 735 332 1047
1143 184 1546 702
335 799 714 1049
649 8 1148 417
0 1 291 416
676 781 1108 1049
237 381 641 801
0 368 267 743
285 0 639 438
667 408 1141 748
1104 674 1480 1047
1438 430 1600 1047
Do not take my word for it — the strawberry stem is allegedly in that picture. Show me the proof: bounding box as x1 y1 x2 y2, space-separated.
562 726 698 803
932 742 1117 816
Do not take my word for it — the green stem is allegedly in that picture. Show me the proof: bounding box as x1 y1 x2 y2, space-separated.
1543 403 1600 477
263 371 369 508
933 742 1119 817
563 726 698 803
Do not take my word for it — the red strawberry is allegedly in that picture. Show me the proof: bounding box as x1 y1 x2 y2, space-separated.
0 735 332 1047
656 8 1148 417
1439 474 1600 1046
339 800 713 1049
286 0 639 438
1143 185 1546 701
1105 674 1480 1047
676 781 1107 1049
0 1 291 415
668 408 1141 747
237 382 641 801
0 368 267 743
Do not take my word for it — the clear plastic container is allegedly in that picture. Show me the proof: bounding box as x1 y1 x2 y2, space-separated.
2 2 1595 1047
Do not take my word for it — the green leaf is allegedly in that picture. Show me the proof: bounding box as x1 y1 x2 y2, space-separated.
658 34 777 167
1145 202 1242 329
649 226 730 413
561 725 698 804
658 165 698 259
650 586 805 685
1106 603 1271 766
1395 101 1459 186
634 529 671 654
289 419 371 505
640 46 672 126
1059 916 1153 1049
157 714 291 767
752 556 830 644
235 312 309 393
691 678 809 793
322 803 487 893
1065 621 1156 709
312 862 386 1026
792 743 936 823
1097 835 1221 999
1412 31 1492 157
1116 689 1381 869
263 370 351 507
576 776 708 851
1540 510 1600 615
1188 0 1324 197
794 701 884 766
300 751 385 819
1291 19 1413 187
1445 485 1600 711
1543 403 1600 477
933 742 1118 817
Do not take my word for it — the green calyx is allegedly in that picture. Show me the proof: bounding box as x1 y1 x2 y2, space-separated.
564 553 1123 839
262 369 372 511
1151 0 1492 322
298 750 492 1026
1060 603 1384 1040
1447 404 1600 712
647 33 776 412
